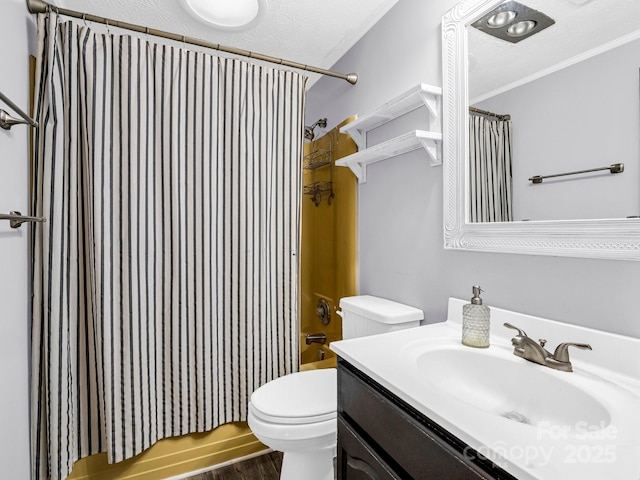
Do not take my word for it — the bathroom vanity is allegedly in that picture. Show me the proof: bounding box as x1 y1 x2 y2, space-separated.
337 357 515 479
331 299 640 480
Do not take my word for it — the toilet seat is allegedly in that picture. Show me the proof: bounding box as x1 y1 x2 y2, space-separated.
249 369 336 425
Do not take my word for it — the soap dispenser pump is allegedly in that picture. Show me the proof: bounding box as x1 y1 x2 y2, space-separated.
462 286 490 348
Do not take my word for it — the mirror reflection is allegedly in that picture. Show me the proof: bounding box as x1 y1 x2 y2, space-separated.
467 0 640 222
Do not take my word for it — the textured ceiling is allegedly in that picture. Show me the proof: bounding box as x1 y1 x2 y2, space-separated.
48 0 399 87
469 0 640 101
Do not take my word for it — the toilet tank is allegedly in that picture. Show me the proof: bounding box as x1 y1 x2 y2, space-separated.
339 295 424 340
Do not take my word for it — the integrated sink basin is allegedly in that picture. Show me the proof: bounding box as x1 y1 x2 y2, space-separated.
415 345 611 431
332 298 640 479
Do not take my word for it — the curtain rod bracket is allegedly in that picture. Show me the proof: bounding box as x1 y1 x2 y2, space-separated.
27 0 48 14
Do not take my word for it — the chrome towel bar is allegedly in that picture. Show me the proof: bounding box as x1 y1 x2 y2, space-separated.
0 211 46 228
529 163 624 184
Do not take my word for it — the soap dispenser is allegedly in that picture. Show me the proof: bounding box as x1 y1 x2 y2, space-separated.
462 286 490 348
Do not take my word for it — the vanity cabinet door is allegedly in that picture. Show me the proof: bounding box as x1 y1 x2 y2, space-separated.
337 417 401 480
338 359 515 480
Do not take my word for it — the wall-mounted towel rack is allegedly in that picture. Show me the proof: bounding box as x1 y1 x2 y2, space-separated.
529 163 624 184
0 90 38 130
0 211 46 228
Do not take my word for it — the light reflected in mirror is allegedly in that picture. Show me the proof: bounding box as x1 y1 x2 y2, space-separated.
467 0 640 222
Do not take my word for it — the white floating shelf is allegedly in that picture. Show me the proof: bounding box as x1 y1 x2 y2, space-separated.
335 130 442 184
340 83 442 150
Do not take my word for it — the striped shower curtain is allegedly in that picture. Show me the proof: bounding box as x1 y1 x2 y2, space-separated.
469 115 513 222
31 13 305 480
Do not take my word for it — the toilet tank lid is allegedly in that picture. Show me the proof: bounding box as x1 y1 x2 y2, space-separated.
339 295 424 324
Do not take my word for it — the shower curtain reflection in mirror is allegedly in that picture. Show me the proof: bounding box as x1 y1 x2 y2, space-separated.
468 114 513 222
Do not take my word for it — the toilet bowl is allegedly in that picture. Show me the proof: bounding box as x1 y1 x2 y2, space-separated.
248 369 337 480
247 295 424 480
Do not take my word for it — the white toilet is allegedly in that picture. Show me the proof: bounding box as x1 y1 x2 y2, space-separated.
247 295 424 480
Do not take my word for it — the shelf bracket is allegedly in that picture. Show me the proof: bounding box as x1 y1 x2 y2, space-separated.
342 159 367 184
343 125 366 152
417 137 442 166
418 92 441 131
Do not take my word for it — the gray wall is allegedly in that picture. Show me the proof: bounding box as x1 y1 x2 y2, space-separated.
0 0 35 477
476 37 640 221
306 0 640 339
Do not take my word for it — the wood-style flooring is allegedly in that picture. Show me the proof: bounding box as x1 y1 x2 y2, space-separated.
186 451 283 480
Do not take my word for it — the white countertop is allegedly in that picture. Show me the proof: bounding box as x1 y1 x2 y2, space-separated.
330 298 640 480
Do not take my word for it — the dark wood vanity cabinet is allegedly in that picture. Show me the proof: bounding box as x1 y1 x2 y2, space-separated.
337 358 517 480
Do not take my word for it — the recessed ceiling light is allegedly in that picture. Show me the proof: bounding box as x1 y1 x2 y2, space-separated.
487 10 517 28
507 20 537 37
180 0 268 31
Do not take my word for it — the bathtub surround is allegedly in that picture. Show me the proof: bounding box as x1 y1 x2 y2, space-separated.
300 120 357 367
31 12 305 480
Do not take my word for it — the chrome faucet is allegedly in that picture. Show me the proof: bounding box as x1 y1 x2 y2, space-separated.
504 323 591 372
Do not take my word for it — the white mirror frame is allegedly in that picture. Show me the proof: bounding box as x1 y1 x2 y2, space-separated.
442 0 640 261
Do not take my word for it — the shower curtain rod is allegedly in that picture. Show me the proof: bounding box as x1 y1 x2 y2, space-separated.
26 0 358 85
469 106 511 121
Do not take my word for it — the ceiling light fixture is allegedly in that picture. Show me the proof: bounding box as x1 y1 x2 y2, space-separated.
180 0 267 31
471 1 554 44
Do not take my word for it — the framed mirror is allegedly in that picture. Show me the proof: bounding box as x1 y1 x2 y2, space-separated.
442 0 640 260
